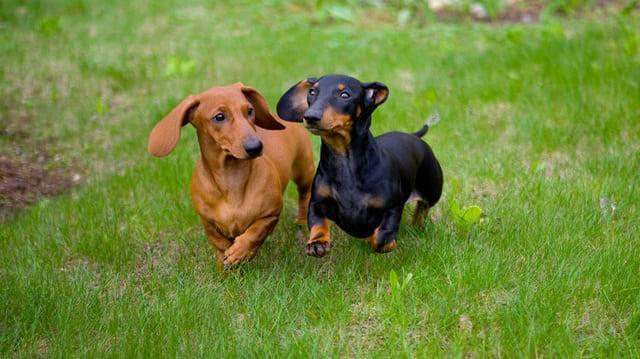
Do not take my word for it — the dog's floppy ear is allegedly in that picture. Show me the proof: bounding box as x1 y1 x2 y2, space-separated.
240 85 285 130
148 95 199 157
362 81 389 111
276 78 317 122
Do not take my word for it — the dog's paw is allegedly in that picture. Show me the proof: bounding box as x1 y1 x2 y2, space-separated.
305 241 332 257
223 243 256 269
371 239 397 253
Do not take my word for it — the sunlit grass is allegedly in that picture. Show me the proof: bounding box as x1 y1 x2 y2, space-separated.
1 0 639 356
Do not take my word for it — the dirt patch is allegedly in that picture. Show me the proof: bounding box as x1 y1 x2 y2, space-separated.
0 156 74 219
134 238 183 278
354 0 635 26
497 2 544 23
346 300 386 353
1 97 81 219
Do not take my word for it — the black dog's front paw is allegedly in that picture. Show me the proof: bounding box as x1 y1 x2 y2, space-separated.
305 241 332 257
371 239 397 253
369 229 397 253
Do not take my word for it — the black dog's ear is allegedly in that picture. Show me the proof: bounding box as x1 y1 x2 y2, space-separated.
362 81 389 110
276 78 317 122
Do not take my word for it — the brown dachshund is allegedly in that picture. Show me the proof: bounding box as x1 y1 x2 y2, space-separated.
148 83 315 269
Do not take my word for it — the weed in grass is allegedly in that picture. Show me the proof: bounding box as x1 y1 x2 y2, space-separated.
164 57 197 78
449 179 483 231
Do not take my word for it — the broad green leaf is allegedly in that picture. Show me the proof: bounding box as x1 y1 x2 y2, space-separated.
401 273 413 290
389 270 398 289
450 198 461 217
179 60 196 76
95 98 107 115
164 58 178 76
451 178 460 197
462 205 482 224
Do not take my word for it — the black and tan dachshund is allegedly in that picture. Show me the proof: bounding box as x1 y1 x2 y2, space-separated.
277 74 443 257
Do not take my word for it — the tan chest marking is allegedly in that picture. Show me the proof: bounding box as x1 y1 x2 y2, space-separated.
316 183 333 199
367 195 386 208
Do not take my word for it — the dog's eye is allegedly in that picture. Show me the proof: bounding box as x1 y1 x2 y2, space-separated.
213 113 225 122
308 88 317 96
339 91 350 99
247 107 254 116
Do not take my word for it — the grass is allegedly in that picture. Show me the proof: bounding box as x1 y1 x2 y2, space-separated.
1 0 640 356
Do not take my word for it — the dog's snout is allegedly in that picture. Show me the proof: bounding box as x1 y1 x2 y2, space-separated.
244 138 263 158
303 111 322 124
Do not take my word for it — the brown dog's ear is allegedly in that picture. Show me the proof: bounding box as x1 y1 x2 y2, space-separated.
362 82 389 111
240 86 285 130
276 78 317 122
148 95 199 157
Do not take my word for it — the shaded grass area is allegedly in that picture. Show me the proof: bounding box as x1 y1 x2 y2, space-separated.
1 0 639 356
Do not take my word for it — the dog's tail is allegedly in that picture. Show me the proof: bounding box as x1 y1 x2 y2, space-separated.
413 112 440 138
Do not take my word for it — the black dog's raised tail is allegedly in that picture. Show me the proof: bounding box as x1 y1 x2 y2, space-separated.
413 112 440 138
413 123 430 138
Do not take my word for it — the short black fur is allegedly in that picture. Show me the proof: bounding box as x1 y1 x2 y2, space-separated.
277 74 443 255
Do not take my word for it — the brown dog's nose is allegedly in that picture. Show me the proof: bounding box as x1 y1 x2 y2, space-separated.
244 138 263 158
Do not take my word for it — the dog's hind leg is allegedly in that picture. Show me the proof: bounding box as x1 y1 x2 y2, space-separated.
414 148 443 208
412 200 430 228
411 148 443 227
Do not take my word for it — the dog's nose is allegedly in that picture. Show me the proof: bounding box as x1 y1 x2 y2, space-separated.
303 112 321 124
244 138 263 158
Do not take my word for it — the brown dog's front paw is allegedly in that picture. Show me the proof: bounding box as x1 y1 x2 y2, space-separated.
223 243 256 269
305 241 332 257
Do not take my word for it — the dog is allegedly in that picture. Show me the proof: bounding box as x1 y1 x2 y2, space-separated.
148 83 315 268
276 74 443 257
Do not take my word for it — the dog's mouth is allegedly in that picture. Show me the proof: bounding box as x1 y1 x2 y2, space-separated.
305 123 348 136
244 151 263 160
221 146 261 160
229 152 262 160
304 123 329 134
307 127 326 134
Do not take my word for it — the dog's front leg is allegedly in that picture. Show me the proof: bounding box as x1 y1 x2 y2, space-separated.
223 215 280 269
369 206 404 253
305 201 332 257
201 220 233 265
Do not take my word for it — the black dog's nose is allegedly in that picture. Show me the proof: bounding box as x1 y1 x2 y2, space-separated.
244 138 263 158
303 113 321 124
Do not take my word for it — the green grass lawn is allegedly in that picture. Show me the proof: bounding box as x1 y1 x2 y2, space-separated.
1 0 640 356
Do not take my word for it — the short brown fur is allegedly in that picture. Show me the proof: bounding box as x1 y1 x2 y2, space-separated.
148 84 315 268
